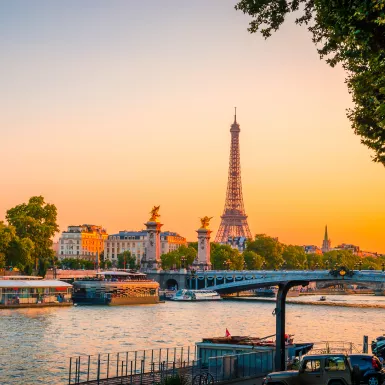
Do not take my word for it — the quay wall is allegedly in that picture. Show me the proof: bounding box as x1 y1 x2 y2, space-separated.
224 297 385 309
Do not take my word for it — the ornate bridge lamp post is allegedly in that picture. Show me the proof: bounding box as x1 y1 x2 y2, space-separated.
315 263 320 270
261 260 266 271
190 268 197 289
243 261 247 271
223 260 231 271
358 260 363 271
180 256 186 270
280 261 287 271
382 262 385 273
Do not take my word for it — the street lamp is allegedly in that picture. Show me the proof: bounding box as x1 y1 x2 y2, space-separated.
261 260 267 270
358 260 363 271
223 260 231 271
180 256 186 269
315 263 320 270
243 261 247 271
280 260 287 270
382 262 385 272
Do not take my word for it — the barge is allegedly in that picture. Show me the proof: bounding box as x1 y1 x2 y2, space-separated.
72 271 160 305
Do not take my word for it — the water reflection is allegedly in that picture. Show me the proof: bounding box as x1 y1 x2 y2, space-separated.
0 296 383 385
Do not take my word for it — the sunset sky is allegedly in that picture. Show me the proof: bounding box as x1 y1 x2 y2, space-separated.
1 1 385 252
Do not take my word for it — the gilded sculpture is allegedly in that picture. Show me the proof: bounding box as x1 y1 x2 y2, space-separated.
149 205 161 222
199 216 213 229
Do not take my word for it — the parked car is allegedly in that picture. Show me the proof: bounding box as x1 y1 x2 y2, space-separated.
348 354 385 385
262 353 385 385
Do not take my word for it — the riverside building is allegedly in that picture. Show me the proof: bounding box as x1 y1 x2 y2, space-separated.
104 230 187 265
58 225 108 261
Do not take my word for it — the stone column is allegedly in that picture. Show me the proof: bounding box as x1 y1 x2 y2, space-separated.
143 220 163 270
141 206 163 271
195 226 212 271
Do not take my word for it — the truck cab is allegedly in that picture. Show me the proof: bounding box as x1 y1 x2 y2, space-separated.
263 354 353 385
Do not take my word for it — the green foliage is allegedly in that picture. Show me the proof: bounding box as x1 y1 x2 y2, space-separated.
160 374 188 385
0 221 34 271
210 243 243 270
117 250 136 269
6 196 59 274
100 251 112 269
161 245 197 270
188 242 198 251
235 0 385 165
243 250 264 269
246 234 284 269
282 245 307 269
60 258 95 270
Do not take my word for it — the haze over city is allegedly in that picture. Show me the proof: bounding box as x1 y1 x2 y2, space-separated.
1 0 385 252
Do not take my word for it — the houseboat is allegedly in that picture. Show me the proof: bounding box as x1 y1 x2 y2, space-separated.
72 271 160 305
196 335 314 370
0 276 72 308
171 289 221 301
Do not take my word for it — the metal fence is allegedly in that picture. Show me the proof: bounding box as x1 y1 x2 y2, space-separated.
208 351 274 383
68 346 199 384
307 341 361 355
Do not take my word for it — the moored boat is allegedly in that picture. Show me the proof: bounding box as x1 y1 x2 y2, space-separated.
170 289 221 301
0 276 72 308
72 271 159 305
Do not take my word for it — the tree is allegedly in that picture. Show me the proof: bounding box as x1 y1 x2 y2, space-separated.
322 250 359 269
243 250 264 269
246 234 284 269
235 0 385 165
6 196 59 275
210 244 244 270
282 245 307 269
0 222 15 269
117 250 136 269
161 245 197 270
0 221 34 271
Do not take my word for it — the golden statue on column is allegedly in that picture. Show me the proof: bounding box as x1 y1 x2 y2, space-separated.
199 216 213 230
149 205 161 222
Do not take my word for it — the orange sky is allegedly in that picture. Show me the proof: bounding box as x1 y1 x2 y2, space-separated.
1 1 384 253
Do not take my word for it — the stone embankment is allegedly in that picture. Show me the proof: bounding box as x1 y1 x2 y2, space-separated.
224 297 385 309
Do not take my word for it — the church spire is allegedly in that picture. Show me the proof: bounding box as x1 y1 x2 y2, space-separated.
322 225 331 253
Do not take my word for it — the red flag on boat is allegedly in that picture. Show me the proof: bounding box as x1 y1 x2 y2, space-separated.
225 328 231 338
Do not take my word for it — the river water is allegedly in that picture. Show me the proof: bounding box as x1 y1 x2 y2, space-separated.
1 295 384 385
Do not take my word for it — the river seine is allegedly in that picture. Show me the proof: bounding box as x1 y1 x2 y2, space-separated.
1 295 384 385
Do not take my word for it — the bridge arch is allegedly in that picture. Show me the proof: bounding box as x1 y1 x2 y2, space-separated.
165 279 179 290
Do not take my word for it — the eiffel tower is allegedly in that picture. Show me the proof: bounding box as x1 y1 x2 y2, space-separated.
215 109 252 242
